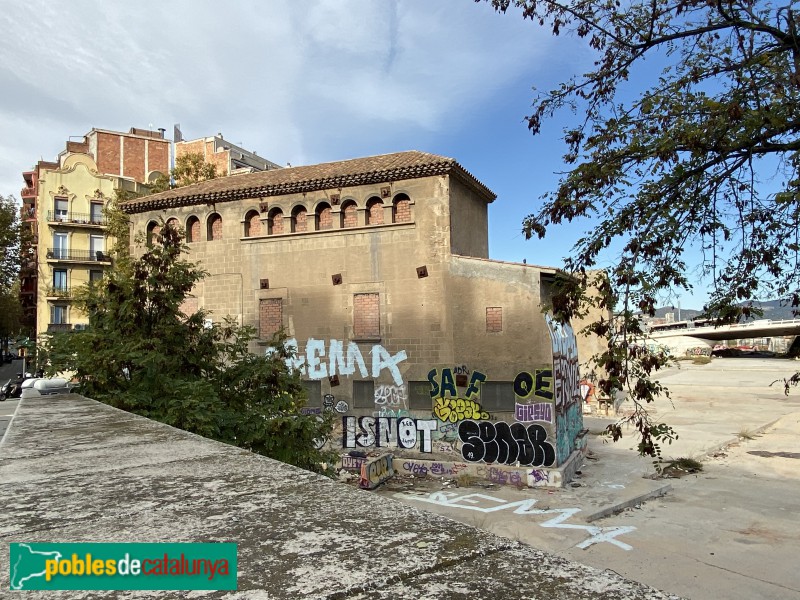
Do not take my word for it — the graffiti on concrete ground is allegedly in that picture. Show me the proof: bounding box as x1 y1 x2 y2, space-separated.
395 491 635 550
281 338 408 385
459 420 555 467
434 397 490 422
342 416 438 452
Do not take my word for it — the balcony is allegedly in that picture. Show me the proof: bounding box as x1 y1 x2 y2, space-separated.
46 249 112 263
46 286 72 299
47 211 106 226
47 323 73 333
21 185 37 198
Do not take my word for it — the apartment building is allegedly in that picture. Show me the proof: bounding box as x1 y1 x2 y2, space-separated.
20 127 170 337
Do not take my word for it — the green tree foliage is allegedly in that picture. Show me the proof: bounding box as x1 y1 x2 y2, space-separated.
150 152 222 193
485 0 800 456
45 223 335 474
0 194 21 289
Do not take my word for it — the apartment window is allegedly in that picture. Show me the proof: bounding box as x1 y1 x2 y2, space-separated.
353 380 375 409
90 235 105 260
53 232 68 259
90 202 104 224
259 298 283 339
54 197 68 221
51 304 68 325
53 269 67 291
353 293 380 339
486 307 503 333
89 269 103 284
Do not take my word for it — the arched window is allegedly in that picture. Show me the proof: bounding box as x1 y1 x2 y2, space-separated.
268 207 284 235
207 213 222 241
146 221 160 245
291 206 307 233
341 200 358 228
366 197 384 225
244 210 261 237
393 193 411 223
186 216 200 242
316 202 333 230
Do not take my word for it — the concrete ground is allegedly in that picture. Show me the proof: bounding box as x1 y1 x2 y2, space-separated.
0 393 676 599
381 357 800 600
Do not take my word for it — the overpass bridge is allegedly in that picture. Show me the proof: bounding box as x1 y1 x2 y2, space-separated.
647 318 800 354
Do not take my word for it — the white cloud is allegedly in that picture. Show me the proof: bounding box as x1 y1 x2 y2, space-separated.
0 0 557 194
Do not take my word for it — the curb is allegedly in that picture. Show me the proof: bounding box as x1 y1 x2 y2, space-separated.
686 417 783 461
582 482 672 523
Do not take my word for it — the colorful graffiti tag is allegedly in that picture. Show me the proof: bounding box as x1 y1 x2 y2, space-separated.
545 314 583 464
433 397 490 422
359 455 395 489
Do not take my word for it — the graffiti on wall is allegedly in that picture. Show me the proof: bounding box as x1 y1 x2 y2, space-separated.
341 455 367 470
545 314 583 465
514 402 553 423
281 338 408 385
359 454 395 489
433 397 490 422
458 421 555 467
374 384 407 406
401 460 469 477
428 368 487 400
395 491 636 550
342 416 438 452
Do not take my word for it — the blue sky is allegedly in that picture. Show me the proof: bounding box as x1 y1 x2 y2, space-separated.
0 0 708 308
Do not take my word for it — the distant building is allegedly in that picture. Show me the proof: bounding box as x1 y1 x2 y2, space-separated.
175 132 281 176
20 127 170 338
122 150 596 481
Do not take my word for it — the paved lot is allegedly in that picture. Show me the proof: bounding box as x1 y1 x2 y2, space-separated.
381 357 800 600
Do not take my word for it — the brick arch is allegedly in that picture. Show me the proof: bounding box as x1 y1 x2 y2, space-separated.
341 200 358 228
392 193 411 223
291 205 308 233
316 202 333 230
366 196 384 225
268 207 284 235
146 220 160 245
244 209 261 237
186 216 201 242
207 213 222 241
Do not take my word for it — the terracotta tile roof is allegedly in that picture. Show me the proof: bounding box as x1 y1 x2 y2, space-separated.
121 150 495 213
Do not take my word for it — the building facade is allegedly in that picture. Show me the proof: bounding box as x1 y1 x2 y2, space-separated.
122 151 587 481
21 128 170 338
175 133 282 176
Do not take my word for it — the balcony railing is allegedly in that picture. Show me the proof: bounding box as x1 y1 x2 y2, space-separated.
46 248 112 263
45 286 72 299
47 323 73 333
21 186 37 198
47 211 106 226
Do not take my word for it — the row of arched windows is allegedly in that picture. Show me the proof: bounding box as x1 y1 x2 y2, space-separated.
147 193 412 242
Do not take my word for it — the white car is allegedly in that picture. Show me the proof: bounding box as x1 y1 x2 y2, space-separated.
20 378 72 398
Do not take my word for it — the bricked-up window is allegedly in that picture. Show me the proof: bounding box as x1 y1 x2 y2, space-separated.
393 193 411 223
486 307 503 332
245 210 261 237
292 206 308 232
366 197 384 225
146 221 160 245
341 201 358 228
353 380 375 408
207 213 222 241
317 203 333 230
268 208 284 234
353 293 380 339
259 298 283 338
